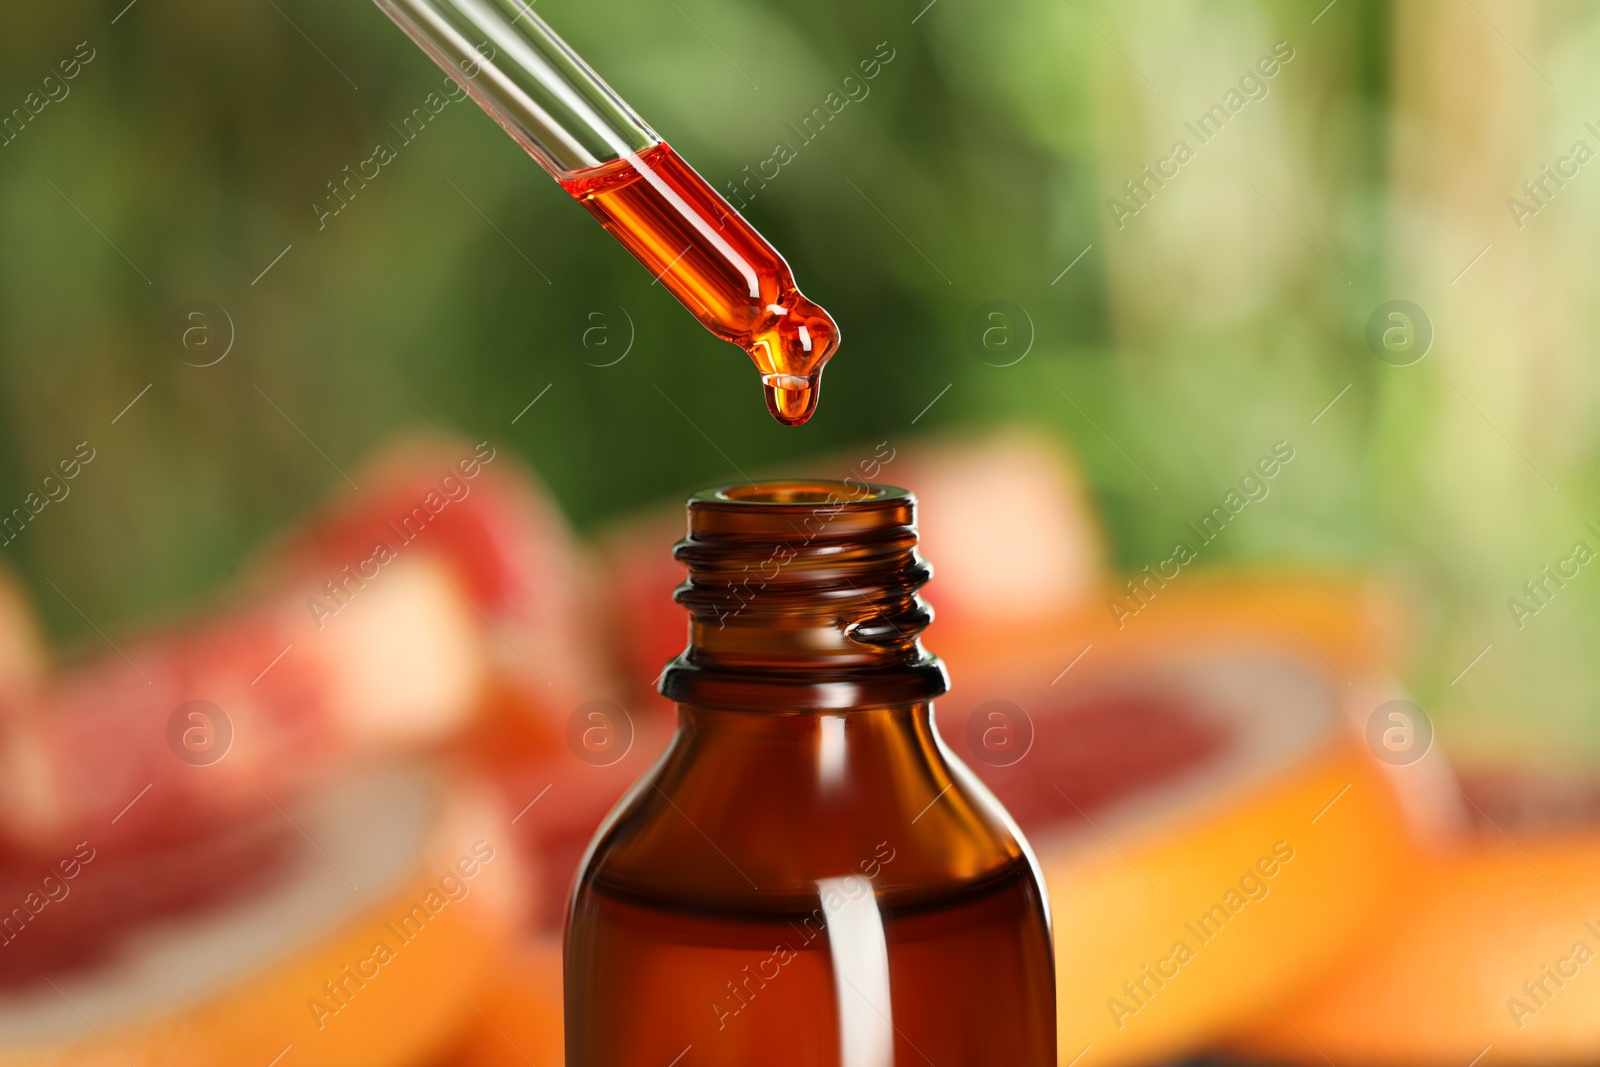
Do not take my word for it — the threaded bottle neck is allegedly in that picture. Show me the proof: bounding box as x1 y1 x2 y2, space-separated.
659 481 949 711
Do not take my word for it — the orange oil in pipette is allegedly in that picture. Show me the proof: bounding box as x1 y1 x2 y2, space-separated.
559 143 839 426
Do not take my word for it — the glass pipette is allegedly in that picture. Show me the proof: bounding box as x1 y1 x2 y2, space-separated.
371 0 841 426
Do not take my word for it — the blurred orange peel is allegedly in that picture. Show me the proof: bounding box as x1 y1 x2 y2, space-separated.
934 572 1418 1067
1228 774 1600 1067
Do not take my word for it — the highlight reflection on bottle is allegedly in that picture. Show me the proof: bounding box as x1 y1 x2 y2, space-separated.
564 481 1056 1065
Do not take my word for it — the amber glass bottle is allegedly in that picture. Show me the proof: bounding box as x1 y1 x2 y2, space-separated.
565 481 1056 1065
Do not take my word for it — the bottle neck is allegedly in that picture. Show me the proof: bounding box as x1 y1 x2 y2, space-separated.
658 481 949 711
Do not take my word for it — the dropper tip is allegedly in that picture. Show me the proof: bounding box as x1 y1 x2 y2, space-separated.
762 371 823 427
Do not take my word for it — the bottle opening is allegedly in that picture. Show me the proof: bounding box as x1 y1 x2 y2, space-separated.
715 480 894 505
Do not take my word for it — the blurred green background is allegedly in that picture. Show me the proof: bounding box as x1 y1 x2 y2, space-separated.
1 0 1595 763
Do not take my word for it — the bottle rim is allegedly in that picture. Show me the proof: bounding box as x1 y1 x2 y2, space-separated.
691 480 907 508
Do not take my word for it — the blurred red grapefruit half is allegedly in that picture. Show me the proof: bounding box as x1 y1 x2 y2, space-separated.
934 572 1421 1067
1227 772 1600 1066
0 763 525 1067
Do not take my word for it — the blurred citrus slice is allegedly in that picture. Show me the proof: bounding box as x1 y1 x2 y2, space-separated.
934 573 1418 1067
0 763 525 1067
271 437 611 715
1228 773 1600 1066
441 935 565 1067
1 438 612 854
